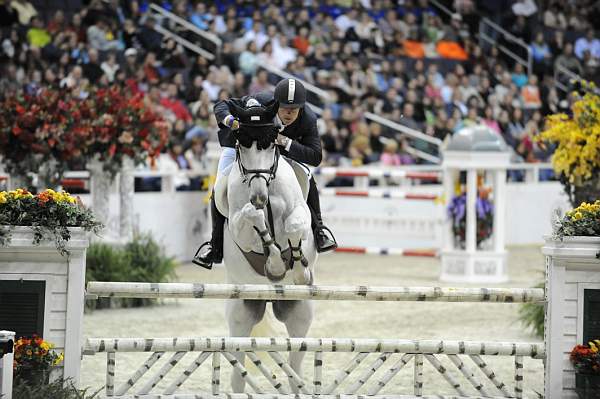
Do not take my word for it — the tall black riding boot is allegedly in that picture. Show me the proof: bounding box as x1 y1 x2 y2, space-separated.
307 177 338 253
193 192 225 269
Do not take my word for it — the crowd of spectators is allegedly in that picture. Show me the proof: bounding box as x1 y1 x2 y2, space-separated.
0 0 599 179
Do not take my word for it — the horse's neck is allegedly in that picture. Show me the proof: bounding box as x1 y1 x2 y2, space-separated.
270 160 303 204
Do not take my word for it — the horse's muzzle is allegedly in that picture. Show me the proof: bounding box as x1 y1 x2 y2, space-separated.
250 193 267 209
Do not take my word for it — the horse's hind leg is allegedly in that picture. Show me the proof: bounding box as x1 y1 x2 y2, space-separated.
272 300 314 393
226 299 267 392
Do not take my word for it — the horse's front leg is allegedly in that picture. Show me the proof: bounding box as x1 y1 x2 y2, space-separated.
284 204 312 285
233 203 287 279
229 203 263 252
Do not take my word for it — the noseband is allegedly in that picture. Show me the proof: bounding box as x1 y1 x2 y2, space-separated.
235 143 280 187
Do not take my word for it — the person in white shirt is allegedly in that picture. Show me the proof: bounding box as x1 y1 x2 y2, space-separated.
335 8 358 33
574 29 600 60
242 22 268 51
100 52 120 83
271 35 296 70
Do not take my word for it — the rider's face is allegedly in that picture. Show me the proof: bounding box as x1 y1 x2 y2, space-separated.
278 107 300 125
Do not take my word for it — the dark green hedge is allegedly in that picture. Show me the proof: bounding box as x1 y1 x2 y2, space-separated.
12 378 100 399
85 233 177 310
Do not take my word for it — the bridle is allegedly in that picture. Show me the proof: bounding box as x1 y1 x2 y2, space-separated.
235 142 280 187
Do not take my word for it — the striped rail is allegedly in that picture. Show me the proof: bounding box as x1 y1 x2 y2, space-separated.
313 167 441 182
86 282 544 303
83 337 544 399
320 188 439 201
334 247 438 257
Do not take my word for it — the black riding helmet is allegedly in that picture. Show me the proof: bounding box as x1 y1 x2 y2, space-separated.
274 78 306 108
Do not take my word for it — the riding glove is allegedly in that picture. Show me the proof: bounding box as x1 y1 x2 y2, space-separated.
223 115 240 130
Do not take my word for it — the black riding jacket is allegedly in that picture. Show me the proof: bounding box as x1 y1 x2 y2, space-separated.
213 91 322 167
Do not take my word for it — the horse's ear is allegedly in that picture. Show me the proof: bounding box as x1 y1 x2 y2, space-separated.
264 101 279 120
229 102 246 118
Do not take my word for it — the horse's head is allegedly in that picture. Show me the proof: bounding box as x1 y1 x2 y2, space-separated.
231 100 280 209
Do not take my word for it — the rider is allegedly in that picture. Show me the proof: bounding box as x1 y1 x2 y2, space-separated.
193 78 337 269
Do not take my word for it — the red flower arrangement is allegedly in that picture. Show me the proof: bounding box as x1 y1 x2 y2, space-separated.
80 85 170 176
0 88 90 186
571 340 600 375
0 84 170 186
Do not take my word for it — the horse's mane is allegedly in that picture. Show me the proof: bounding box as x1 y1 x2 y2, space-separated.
234 125 279 150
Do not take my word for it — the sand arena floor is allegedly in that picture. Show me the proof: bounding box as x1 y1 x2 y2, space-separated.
81 246 545 397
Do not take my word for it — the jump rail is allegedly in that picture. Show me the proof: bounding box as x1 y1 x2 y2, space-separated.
83 336 543 399
84 337 544 358
86 282 544 303
83 395 528 399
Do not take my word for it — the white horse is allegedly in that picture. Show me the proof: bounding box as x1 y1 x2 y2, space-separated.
213 107 317 392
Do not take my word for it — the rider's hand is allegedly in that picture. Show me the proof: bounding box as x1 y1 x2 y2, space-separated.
276 134 292 150
223 115 240 130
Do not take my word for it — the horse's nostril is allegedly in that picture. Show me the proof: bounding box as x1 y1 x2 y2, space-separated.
250 194 267 209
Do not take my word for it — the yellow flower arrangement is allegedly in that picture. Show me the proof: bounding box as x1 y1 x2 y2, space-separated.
0 188 102 256
540 81 600 206
555 200 600 238
14 336 63 368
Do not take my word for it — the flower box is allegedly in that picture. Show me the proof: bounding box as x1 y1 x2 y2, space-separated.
544 236 600 399
0 226 88 386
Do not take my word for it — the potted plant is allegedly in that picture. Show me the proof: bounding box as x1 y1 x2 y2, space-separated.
540 80 600 207
0 188 102 256
13 336 63 387
571 340 600 398
80 85 170 177
447 186 494 249
553 200 600 239
0 88 90 190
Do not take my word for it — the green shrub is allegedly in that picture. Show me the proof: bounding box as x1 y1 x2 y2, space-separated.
125 233 177 283
85 233 177 310
12 378 101 399
518 282 545 338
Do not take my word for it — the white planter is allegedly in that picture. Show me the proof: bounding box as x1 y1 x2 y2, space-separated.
543 236 600 399
0 330 14 399
0 226 88 386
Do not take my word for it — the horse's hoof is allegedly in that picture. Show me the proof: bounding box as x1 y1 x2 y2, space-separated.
293 268 312 285
265 267 286 282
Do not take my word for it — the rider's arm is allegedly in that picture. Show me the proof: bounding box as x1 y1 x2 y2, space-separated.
281 113 323 167
214 97 247 128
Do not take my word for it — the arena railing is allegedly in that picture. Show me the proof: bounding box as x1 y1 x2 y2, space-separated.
479 18 533 78
0 163 554 194
554 63 584 93
148 3 221 60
